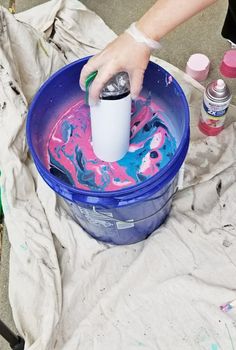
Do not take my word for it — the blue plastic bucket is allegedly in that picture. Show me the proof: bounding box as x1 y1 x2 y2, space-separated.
27 57 190 245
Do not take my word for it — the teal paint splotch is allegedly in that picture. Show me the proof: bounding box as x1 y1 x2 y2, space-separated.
211 344 219 350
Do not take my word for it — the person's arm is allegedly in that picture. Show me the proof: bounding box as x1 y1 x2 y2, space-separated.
136 0 217 41
80 0 217 104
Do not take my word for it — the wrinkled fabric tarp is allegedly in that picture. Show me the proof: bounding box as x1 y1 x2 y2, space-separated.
0 1 236 349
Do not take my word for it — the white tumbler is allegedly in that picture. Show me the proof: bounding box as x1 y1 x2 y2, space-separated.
88 72 131 162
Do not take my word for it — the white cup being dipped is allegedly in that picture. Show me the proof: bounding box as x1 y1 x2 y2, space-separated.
86 72 132 162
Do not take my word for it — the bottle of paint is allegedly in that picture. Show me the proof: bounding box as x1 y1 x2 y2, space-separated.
198 79 232 136
86 71 131 162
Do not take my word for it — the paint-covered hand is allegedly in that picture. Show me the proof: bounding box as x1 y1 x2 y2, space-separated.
79 32 151 104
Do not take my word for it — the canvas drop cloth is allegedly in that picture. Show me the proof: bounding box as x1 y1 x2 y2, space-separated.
1 1 236 349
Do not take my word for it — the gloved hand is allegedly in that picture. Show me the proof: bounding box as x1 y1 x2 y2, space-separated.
79 32 152 105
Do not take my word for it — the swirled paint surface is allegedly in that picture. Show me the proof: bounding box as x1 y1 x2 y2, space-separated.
46 94 176 191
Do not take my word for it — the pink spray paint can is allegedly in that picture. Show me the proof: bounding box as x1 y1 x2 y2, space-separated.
198 79 232 136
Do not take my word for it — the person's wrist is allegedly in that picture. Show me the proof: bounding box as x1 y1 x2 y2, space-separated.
125 22 161 51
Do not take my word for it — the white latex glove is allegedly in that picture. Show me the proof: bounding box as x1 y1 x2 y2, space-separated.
79 32 151 104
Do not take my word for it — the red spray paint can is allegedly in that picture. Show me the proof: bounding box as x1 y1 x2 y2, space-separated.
199 79 231 136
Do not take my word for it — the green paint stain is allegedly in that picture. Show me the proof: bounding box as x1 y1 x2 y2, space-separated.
211 344 218 350
20 244 28 251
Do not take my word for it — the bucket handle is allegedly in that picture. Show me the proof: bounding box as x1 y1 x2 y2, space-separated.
92 188 178 224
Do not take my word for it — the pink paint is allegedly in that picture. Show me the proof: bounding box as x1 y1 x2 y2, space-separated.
46 95 177 191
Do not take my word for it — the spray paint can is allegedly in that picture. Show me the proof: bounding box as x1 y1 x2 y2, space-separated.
198 79 231 136
86 71 131 162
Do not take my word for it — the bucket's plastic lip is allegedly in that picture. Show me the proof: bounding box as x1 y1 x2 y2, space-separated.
27 57 190 198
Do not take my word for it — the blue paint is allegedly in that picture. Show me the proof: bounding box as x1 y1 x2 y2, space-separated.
74 147 98 190
49 151 74 185
61 120 74 142
100 166 110 189
118 114 176 182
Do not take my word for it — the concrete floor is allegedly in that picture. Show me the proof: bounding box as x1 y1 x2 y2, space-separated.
0 0 234 349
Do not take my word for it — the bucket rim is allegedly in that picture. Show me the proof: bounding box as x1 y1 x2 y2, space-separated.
27 57 190 199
